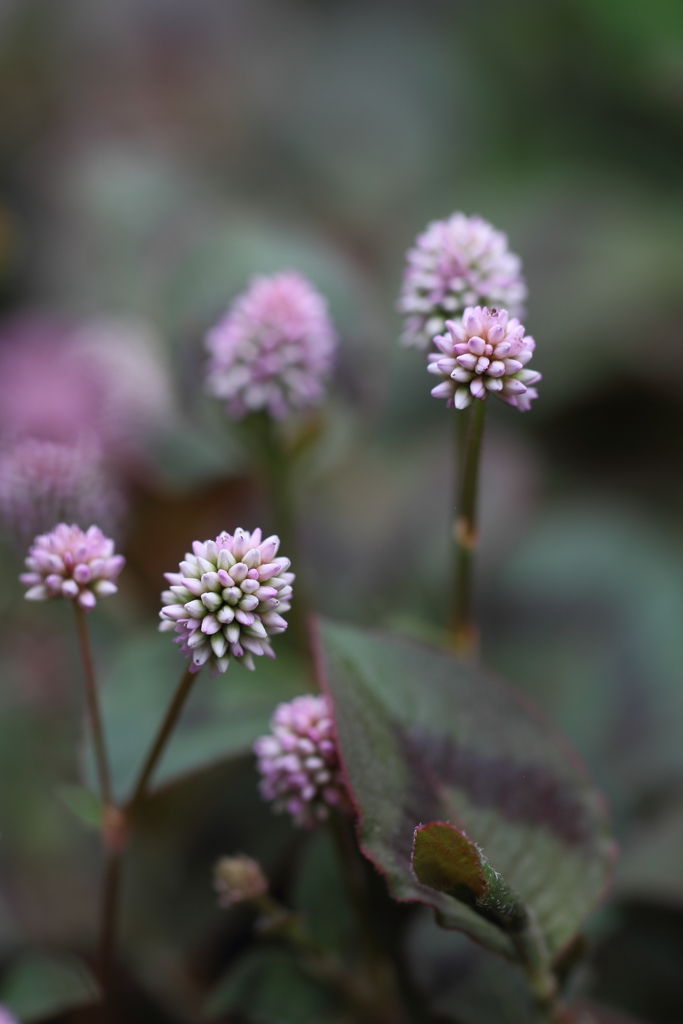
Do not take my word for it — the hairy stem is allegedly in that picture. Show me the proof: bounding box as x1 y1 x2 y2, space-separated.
451 399 487 655
128 665 198 808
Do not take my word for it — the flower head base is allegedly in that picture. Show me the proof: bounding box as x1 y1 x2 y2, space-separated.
399 213 526 349
214 855 268 908
254 695 347 828
0 437 125 543
428 306 541 412
159 528 293 674
21 524 125 610
205 272 336 420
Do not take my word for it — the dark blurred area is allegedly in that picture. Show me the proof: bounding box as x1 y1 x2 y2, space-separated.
1 1 683 1021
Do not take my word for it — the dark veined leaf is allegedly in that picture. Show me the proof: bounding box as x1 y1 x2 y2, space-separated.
84 632 308 802
315 619 614 970
0 951 100 1021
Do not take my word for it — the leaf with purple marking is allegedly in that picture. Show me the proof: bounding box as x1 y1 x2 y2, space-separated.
315 619 614 964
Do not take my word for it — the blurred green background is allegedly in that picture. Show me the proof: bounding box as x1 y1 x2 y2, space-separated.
1 1 683 1021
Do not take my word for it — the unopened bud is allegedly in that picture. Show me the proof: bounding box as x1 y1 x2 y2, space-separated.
214 854 268 908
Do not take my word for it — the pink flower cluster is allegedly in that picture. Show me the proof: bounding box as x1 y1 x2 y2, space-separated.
399 213 526 349
0 437 124 542
254 695 347 828
205 272 336 420
21 524 125 610
159 528 293 674
428 306 541 412
0 315 174 541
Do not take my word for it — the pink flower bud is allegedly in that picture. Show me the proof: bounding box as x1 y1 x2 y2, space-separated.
254 695 349 828
158 528 293 675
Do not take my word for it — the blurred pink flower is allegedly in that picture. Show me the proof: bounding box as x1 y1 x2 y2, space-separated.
0 1007 18 1024
0 314 174 460
205 272 336 419
159 527 293 674
0 314 174 540
21 523 125 610
399 213 526 349
428 305 540 411
0 437 124 542
254 694 347 827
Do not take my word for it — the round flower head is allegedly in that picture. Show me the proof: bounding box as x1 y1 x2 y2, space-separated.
0 314 173 463
428 306 541 412
159 528 293 674
214 855 268 908
0 437 125 543
205 271 337 420
254 694 347 828
21 524 125 610
398 213 526 349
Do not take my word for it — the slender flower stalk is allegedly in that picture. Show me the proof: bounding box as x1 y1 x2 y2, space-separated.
425 306 540 653
128 665 197 807
239 413 316 666
20 523 126 993
451 400 486 655
72 603 112 805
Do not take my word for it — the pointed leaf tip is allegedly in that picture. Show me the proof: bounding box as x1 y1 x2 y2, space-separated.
413 821 487 899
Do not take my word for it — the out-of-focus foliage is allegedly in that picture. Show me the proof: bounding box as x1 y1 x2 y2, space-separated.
1 0 683 1021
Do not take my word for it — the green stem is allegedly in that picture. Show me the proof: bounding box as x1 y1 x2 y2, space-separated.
451 399 487 655
128 664 198 808
242 413 312 668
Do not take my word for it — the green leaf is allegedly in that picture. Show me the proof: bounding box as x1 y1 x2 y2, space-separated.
56 785 104 830
84 632 308 802
205 947 341 1024
316 619 614 964
293 830 357 957
0 951 100 1021
413 822 527 933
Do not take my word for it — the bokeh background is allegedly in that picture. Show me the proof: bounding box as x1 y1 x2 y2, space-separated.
1 0 683 1021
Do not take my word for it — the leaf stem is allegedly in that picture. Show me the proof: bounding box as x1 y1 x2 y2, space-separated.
128 664 198 808
451 399 486 655
72 602 112 806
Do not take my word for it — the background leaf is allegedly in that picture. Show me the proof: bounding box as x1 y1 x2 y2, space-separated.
205 946 342 1024
83 633 308 802
0 951 100 1021
56 785 103 831
316 620 614 962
